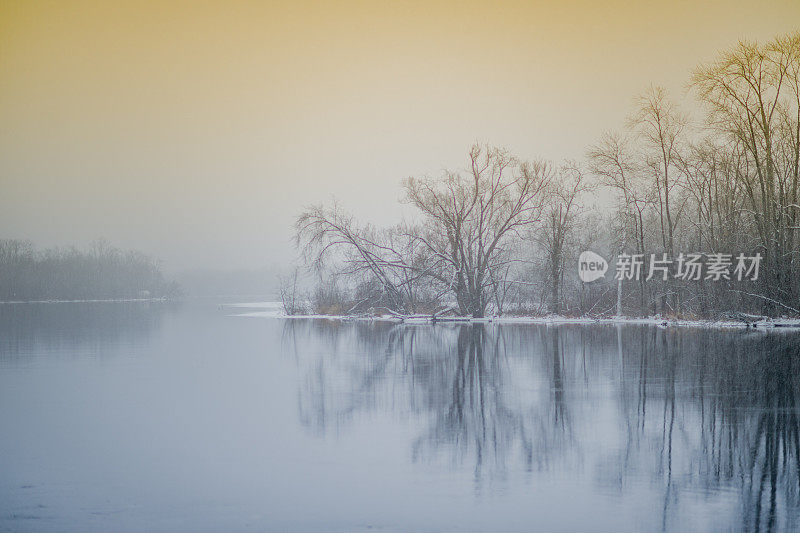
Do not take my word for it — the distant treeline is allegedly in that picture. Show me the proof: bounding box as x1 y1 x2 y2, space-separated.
0 239 180 301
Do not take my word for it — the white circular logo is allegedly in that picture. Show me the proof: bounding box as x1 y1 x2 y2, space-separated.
578 251 608 282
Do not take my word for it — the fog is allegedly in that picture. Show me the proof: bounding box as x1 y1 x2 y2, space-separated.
2 1 799 273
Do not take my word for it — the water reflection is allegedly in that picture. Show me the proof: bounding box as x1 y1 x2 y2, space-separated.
0 301 172 361
284 320 800 531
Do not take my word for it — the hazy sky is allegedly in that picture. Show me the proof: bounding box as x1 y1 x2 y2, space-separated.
2 0 799 271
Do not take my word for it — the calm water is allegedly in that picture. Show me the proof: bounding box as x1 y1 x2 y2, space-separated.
2 302 800 532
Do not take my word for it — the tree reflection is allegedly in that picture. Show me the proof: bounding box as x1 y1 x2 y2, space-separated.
286 321 577 480
0 301 171 361
617 329 800 532
285 320 800 528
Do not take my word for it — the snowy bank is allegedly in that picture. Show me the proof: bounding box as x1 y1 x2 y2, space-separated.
224 302 800 330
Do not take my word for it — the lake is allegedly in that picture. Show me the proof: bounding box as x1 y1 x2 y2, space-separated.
2 301 800 532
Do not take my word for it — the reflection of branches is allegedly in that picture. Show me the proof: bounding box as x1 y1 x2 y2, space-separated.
411 325 532 479
287 322 578 483
290 320 412 434
285 320 800 526
617 328 800 531
741 337 800 533
410 325 579 480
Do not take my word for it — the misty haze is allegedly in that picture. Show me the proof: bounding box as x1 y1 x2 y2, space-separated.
3 1 800 532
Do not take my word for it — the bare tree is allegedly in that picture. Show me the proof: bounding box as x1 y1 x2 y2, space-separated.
295 203 424 314
691 32 800 310
403 144 552 317
630 86 688 259
630 87 691 314
293 31 800 321
537 163 592 314
279 268 307 315
588 132 649 315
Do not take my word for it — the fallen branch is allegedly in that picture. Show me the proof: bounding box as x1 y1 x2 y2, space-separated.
730 290 800 315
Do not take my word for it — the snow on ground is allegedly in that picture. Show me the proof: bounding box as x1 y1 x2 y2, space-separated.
224 302 800 330
224 301 285 318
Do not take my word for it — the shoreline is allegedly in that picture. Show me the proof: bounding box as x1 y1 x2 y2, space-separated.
0 297 170 304
224 303 800 330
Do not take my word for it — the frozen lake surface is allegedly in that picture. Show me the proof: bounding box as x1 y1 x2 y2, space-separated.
2 300 800 532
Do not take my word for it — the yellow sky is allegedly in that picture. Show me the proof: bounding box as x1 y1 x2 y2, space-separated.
2 0 799 269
